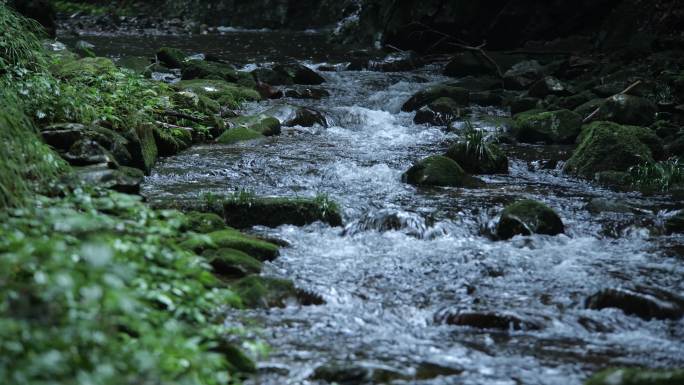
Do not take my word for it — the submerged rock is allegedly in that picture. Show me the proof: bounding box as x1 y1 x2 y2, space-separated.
585 368 684 385
446 141 509 174
512 109 583 144
585 288 684 320
435 309 543 331
402 156 484 188
564 121 661 179
222 196 343 228
232 276 324 308
496 200 564 239
402 85 469 112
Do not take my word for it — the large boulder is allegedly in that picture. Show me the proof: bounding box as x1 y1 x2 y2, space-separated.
496 200 564 239
174 79 261 109
446 140 508 174
216 126 265 144
401 85 469 112
512 109 583 144
252 63 325 86
402 155 484 188
564 121 662 179
595 94 657 126
503 60 544 90
227 115 281 136
263 104 327 127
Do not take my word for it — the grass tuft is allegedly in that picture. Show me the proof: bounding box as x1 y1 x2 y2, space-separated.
629 157 684 192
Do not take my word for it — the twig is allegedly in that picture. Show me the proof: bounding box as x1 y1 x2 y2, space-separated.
156 109 205 124
154 121 194 132
583 80 643 123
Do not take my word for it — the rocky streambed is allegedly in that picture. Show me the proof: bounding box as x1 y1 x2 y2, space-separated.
70 30 684 385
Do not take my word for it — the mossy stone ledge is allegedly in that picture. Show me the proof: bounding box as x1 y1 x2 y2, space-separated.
180 228 280 261
496 200 564 239
402 155 484 187
512 109 583 144
222 195 343 228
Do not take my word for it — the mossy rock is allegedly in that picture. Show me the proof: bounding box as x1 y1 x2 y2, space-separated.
216 126 265 144
181 211 227 233
402 155 484 188
401 85 470 112
446 142 508 174
122 123 157 175
222 196 343 228
232 276 322 308
585 368 684 385
153 127 192 157
181 60 256 88
203 248 263 279
52 56 117 79
156 47 186 68
573 98 604 118
596 94 657 126
228 115 281 136
180 229 279 261
512 109 582 144
496 200 564 239
173 91 221 116
564 121 658 179
414 97 466 126
175 79 261 109
213 342 257 374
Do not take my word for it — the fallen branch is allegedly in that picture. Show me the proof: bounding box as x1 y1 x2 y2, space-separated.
156 109 206 124
154 121 194 132
583 80 642 123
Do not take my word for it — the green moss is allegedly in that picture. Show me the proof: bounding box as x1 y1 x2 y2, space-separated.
216 126 265 144
512 109 583 144
231 276 299 308
496 199 564 239
203 248 263 279
181 229 280 261
154 126 193 156
585 368 684 385
175 79 261 109
222 194 343 228
565 121 656 179
228 115 282 136
182 60 256 88
446 127 508 174
156 46 187 69
181 211 228 233
402 155 484 187
52 56 118 80
130 123 158 174
214 342 257 374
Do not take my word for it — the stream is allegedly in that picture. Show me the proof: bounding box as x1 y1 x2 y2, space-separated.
79 31 684 384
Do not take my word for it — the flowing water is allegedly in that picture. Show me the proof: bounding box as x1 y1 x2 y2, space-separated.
83 31 684 384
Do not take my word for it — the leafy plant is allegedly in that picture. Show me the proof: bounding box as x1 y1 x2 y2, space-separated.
629 157 684 192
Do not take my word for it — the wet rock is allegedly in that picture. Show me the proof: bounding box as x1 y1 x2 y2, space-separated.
228 114 281 136
470 90 504 107
253 63 325 86
222 196 343 228
263 104 327 127
586 198 633 214
216 126 265 144
211 342 256 374
182 60 255 87
503 60 544 90
446 141 508 174
343 209 430 237
401 85 469 112
284 87 330 99
512 109 583 144
153 126 193 157
312 362 407 385
180 211 228 234
564 121 661 179
585 288 684 320
528 76 573 98
174 79 261 109
256 82 284 99
64 140 118 167
452 76 502 92
202 248 263 279
172 91 221 116
156 47 186 69
68 165 144 194
435 309 542 331
369 52 425 72
496 200 564 239
414 361 463 380
573 98 605 119
180 229 279 262
414 97 466 126
507 96 541 115
232 276 324 308
444 51 498 77
123 124 158 175
595 94 657 126
41 123 133 166
402 155 484 188
558 90 598 110
665 211 684 234
40 123 87 150
585 368 684 385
